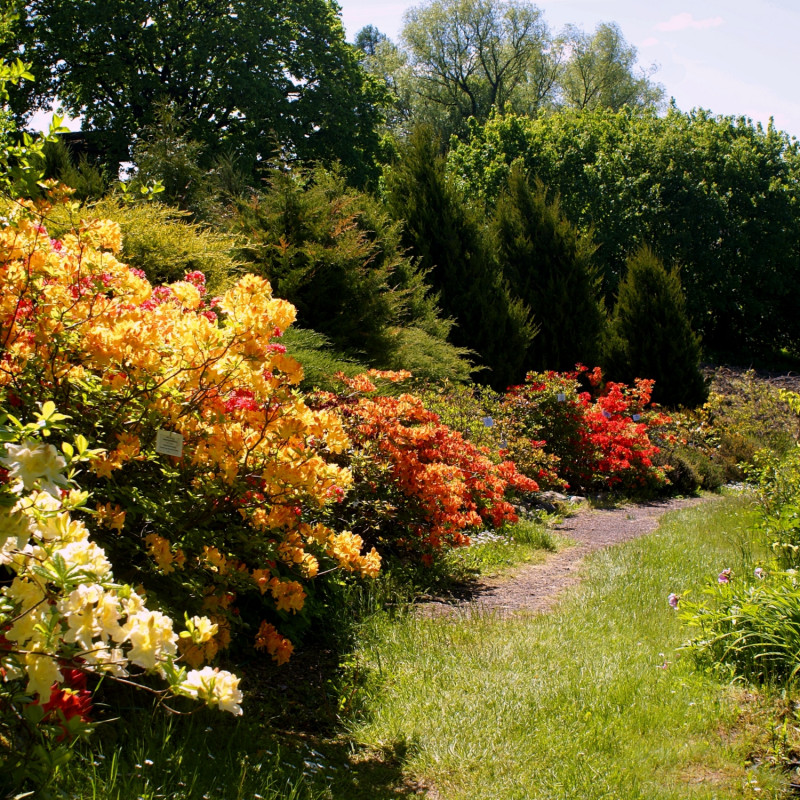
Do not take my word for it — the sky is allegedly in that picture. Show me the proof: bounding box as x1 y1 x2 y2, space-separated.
337 0 800 140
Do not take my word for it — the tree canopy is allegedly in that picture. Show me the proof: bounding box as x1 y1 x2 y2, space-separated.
18 0 387 181
448 107 800 355
358 0 662 140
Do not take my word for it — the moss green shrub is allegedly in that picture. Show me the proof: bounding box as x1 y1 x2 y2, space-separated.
234 164 472 380
95 199 244 292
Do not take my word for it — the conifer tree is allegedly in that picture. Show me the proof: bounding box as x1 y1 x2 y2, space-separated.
385 126 534 389
492 165 604 371
603 245 707 407
233 165 472 380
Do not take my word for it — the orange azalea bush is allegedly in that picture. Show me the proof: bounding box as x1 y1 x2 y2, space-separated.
0 191 378 670
418 380 565 492
505 366 672 493
310 371 539 562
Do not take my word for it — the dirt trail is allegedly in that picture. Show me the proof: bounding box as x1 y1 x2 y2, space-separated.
420 496 708 617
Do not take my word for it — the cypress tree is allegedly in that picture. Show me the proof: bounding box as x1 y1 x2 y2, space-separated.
603 245 707 407
386 126 534 390
492 165 604 371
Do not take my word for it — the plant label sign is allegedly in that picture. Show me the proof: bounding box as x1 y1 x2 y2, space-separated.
632 413 641 422
482 416 494 427
155 429 183 457
557 393 566 403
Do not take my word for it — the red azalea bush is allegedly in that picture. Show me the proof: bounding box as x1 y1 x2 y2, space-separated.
310 371 540 563
505 366 671 493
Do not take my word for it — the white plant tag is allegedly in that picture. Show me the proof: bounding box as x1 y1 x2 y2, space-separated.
482 416 494 428
557 393 566 403
155 428 183 457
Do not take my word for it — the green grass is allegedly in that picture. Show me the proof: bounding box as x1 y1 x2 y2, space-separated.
444 519 563 576
53 711 318 800
346 494 789 799
53 498 790 799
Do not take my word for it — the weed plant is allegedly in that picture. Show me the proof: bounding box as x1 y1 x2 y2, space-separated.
681 447 800 688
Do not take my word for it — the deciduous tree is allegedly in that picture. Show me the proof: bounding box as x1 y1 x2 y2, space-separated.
19 0 387 182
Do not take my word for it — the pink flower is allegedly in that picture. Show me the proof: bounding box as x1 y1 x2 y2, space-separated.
668 593 679 609
718 568 732 584
754 567 765 580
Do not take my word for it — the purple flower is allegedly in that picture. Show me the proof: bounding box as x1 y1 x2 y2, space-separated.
718 568 732 584
668 593 679 609
754 567 765 580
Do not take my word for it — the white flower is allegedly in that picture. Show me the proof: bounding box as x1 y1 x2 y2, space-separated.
24 650 63 700
187 615 218 644
51 539 112 578
84 645 129 677
178 667 243 715
1 440 68 497
0 507 33 564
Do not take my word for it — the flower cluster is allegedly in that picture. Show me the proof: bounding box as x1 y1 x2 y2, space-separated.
505 366 671 492
0 196 379 667
311 372 539 561
0 415 242 734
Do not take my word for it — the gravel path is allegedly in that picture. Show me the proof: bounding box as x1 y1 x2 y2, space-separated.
419 496 708 617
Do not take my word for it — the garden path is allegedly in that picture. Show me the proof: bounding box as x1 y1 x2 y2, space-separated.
419 496 709 617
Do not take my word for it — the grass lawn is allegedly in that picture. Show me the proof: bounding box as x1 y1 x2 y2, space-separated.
347 494 790 799
54 495 794 799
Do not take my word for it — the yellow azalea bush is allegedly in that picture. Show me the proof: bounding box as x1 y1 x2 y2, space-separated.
0 191 378 672
0 407 243 782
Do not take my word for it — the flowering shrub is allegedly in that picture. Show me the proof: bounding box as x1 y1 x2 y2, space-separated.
419 380 565 491
505 366 671 492
678 440 800 687
0 407 243 788
311 372 539 562
0 192 378 672
678 566 800 686
695 370 799 480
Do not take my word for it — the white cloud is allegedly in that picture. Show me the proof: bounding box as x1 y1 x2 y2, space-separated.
656 13 724 32
640 37 659 47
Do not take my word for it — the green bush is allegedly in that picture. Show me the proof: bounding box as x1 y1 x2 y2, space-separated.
48 197 245 293
234 164 472 380
700 370 799 479
603 245 706 408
